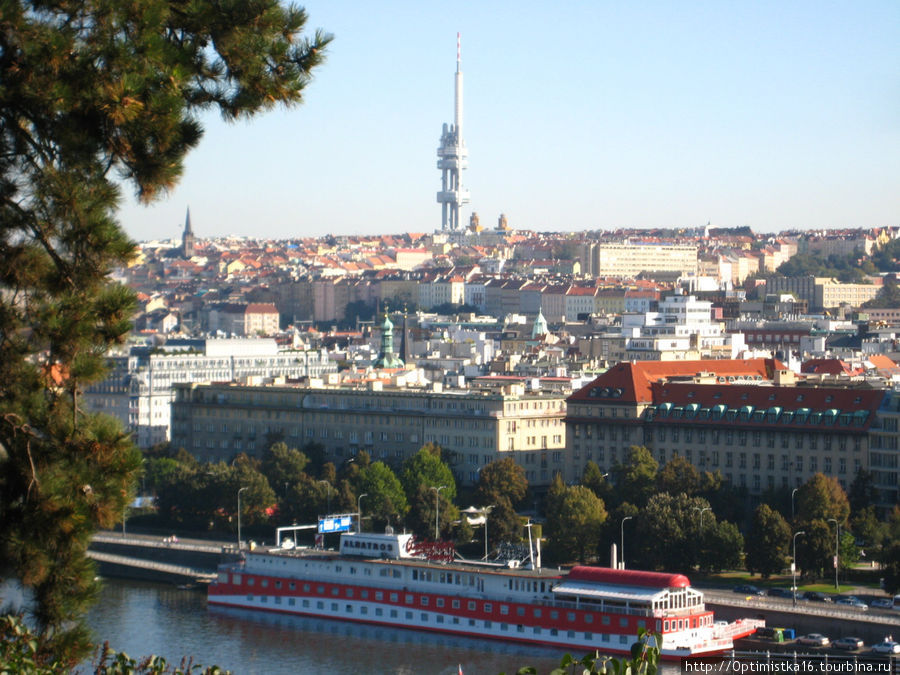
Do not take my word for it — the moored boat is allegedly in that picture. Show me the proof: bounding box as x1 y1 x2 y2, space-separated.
207 530 762 659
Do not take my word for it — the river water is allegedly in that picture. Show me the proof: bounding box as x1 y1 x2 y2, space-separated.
81 579 571 675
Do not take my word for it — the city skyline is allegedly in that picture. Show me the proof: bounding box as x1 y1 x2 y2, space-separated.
117 1 900 243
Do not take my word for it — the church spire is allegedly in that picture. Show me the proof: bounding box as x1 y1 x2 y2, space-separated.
181 206 196 258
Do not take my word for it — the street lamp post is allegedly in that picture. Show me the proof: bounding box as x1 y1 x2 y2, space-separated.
791 488 799 521
430 485 447 540
621 516 633 570
693 506 711 529
692 506 711 568
792 530 805 606
357 493 368 533
828 518 839 590
482 505 495 560
237 487 249 550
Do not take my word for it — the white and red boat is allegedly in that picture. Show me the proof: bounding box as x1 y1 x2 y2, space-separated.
207 530 761 659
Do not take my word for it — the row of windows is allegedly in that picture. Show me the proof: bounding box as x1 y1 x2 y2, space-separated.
572 425 634 441
248 596 631 642
250 596 635 641
232 575 641 628
643 427 862 451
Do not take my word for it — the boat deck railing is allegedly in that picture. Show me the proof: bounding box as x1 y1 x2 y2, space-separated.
540 597 655 618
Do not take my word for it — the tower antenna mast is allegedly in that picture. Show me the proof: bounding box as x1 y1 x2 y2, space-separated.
436 33 470 232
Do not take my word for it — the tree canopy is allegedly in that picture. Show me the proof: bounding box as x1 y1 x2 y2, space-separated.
744 504 791 578
796 473 850 525
0 1 330 666
545 482 608 564
612 445 658 507
475 456 527 507
357 461 408 531
656 455 701 497
400 443 457 503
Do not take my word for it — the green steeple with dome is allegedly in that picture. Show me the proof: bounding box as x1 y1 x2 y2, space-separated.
374 314 404 369
531 308 548 339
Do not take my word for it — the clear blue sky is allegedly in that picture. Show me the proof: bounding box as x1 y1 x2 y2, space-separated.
117 1 900 242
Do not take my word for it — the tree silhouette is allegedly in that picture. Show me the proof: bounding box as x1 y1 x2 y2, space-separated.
0 3 330 665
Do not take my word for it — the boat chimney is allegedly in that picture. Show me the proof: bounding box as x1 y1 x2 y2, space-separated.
610 542 618 569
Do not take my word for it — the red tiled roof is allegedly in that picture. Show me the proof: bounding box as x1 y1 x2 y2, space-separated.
868 354 899 372
801 359 862 376
568 359 783 404
650 381 883 413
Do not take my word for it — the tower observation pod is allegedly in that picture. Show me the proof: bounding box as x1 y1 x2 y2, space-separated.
436 33 470 232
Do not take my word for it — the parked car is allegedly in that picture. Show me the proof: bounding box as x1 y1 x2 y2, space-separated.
733 585 765 596
802 591 832 602
871 640 900 655
869 598 892 609
833 637 864 650
797 634 831 647
834 597 868 610
767 588 792 598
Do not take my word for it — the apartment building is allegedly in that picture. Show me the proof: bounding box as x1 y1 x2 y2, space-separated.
85 338 335 448
564 359 898 512
594 242 698 278
170 382 568 487
815 280 881 310
765 276 881 311
206 302 280 336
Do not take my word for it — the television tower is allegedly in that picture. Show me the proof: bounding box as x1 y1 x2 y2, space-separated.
436 33 470 232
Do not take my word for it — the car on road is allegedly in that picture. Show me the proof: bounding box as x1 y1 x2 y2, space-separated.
802 591 832 602
733 585 765 596
869 598 892 609
833 637 864 650
834 597 868 610
767 588 792 598
870 641 900 655
797 634 831 647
